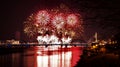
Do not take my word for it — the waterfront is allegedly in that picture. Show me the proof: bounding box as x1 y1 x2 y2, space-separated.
0 43 120 67
0 45 84 67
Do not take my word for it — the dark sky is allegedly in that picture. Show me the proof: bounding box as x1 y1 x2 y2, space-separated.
0 0 120 41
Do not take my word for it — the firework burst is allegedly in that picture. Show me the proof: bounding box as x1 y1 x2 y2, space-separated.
24 22 38 38
23 4 83 43
52 13 65 29
66 14 78 26
36 10 50 25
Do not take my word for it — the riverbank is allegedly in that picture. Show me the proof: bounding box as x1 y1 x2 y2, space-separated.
76 44 120 67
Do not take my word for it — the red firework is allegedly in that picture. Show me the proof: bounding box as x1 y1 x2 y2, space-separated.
52 13 65 29
66 14 78 26
36 10 51 25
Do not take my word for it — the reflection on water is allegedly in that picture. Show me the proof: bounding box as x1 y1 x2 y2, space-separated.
0 46 83 67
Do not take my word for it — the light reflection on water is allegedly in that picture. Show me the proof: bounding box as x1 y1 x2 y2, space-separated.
0 46 83 67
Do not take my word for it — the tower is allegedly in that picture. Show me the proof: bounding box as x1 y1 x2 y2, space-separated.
94 32 98 43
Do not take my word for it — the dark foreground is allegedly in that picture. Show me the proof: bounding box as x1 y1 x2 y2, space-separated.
76 44 120 67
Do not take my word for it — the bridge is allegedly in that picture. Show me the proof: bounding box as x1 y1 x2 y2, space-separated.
0 43 88 48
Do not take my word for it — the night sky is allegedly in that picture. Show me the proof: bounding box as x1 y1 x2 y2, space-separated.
0 0 120 42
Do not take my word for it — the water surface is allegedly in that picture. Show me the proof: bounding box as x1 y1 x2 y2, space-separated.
0 46 83 67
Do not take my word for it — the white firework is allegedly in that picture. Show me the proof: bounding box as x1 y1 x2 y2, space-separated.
61 37 72 44
52 14 65 29
37 34 61 44
36 10 50 25
66 14 78 26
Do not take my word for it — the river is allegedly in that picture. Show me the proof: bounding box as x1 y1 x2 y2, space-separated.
0 45 84 67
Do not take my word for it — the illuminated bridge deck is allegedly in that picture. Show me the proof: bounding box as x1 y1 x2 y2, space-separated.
0 44 87 54
0 43 88 48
